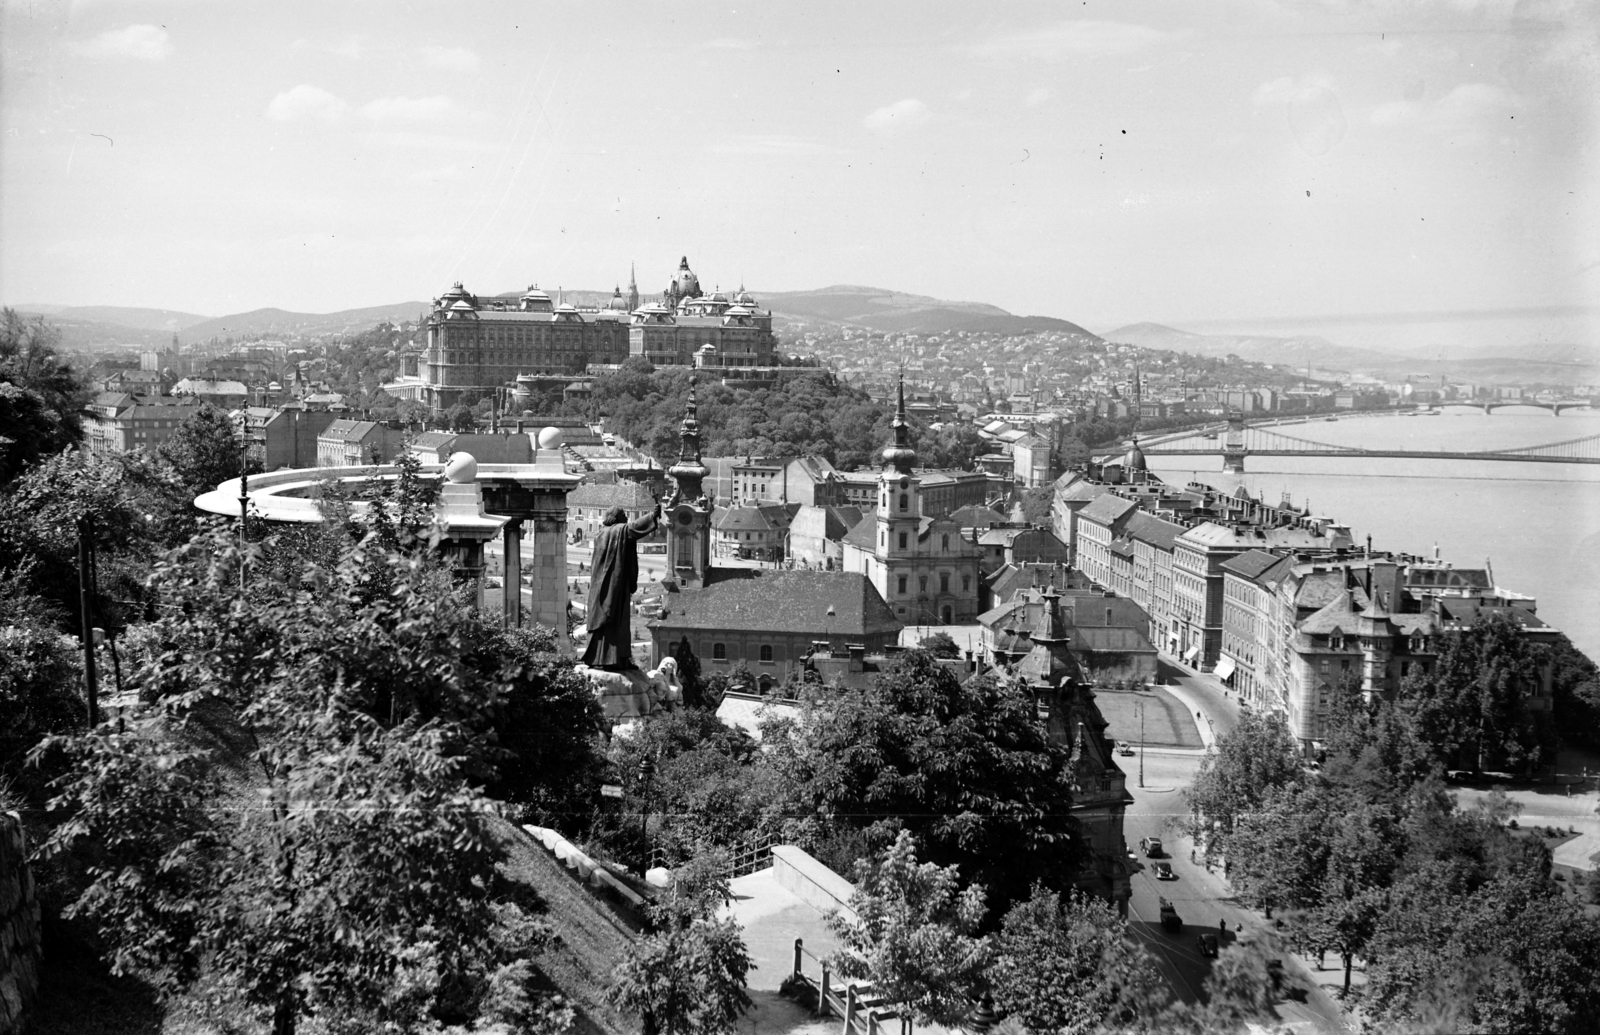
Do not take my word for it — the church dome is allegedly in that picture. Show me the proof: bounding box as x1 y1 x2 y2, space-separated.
735 289 755 305
521 284 550 301
672 256 700 297
1124 439 1147 472
607 286 629 310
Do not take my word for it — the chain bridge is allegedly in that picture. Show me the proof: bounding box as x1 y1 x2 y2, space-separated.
1101 415 1600 472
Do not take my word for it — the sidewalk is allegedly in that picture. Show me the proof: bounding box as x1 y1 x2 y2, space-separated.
1155 681 1217 750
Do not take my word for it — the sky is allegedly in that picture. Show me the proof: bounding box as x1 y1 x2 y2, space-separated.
2 0 1596 339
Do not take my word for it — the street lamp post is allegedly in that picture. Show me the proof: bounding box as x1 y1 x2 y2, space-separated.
1138 698 1145 789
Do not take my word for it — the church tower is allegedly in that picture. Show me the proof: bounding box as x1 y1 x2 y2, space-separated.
664 381 713 589
626 262 640 312
876 377 921 562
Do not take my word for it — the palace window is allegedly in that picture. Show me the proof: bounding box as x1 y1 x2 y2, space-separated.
898 532 908 550
919 576 928 593
940 573 949 593
897 575 907 594
713 643 727 661
759 645 773 663
963 576 971 591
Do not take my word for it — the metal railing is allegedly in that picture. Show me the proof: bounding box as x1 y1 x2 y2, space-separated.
647 832 776 879
789 939 913 1035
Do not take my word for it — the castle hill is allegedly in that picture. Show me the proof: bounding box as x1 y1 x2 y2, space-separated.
3 5 1598 1035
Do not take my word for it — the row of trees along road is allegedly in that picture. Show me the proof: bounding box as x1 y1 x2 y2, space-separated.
1184 628 1600 1033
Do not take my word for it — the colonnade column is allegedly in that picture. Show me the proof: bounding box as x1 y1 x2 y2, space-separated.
502 519 523 628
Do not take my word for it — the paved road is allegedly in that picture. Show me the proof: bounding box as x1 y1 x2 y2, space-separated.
1117 674 1352 1034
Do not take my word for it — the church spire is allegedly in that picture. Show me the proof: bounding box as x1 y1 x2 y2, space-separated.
881 374 917 474
667 378 709 502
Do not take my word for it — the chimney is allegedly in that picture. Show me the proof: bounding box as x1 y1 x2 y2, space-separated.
847 643 866 673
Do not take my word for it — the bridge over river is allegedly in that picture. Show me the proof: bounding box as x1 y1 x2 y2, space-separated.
1101 412 1600 472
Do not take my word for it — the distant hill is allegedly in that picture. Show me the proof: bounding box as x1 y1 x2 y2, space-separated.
1101 322 1391 373
182 303 431 341
52 305 211 332
761 285 1098 337
1103 322 1600 387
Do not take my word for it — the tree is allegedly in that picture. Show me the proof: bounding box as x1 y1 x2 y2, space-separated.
1225 782 1334 917
608 861 753 1035
1183 710 1302 857
158 402 260 499
829 830 990 1027
918 631 961 658
783 652 1083 912
988 885 1165 1035
36 532 583 1032
0 308 90 484
1402 612 1553 774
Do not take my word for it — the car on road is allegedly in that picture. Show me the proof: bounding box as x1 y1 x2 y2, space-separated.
1159 897 1182 933
1197 933 1218 958
1118 741 1135 756
1140 836 1164 858
1152 861 1175 880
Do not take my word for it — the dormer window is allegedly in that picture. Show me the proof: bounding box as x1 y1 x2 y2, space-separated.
1329 634 1345 650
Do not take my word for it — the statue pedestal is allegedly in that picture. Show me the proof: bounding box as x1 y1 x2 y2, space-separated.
578 665 662 720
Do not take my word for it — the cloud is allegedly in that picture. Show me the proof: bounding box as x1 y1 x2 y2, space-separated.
419 45 480 73
266 85 349 124
360 95 465 123
863 98 929 131
69 24 171 61
1024 87 1052 107
1253 75 1347 156
976 21 1168 59
708 134 841 156
1369 82 1519 144
1253 75 1333 107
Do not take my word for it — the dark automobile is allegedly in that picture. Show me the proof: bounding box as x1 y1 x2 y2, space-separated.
1159 897 1182 933
1198 932 1219 957
1153 861 1175 880
1140 836 1164 858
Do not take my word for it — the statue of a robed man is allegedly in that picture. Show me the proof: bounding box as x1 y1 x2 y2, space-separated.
580 504 662 670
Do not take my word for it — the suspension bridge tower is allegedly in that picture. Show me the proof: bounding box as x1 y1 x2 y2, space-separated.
1223 413 1248 473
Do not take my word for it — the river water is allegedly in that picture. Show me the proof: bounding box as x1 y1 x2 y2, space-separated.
1145 408 1600 660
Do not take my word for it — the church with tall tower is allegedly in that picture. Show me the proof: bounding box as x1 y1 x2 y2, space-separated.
839 379 984 625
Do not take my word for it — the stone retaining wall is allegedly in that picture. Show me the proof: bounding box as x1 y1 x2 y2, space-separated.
0 812 40 1034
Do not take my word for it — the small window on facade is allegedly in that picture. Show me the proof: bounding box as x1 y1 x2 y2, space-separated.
899 493 908 511
942 534 950 551
940 573 949 593
898 532 908 550
760 644 773 663
919 576 928 593
713 643 727 660
963 576 972 591
897 575 907 594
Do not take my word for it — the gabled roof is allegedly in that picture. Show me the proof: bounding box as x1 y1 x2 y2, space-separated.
651 571 902 637
321 419 378 442
842 516 879 551
948 503 1006 529
714 504 784 532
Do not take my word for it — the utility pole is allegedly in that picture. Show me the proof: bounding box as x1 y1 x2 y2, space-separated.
238 465 250 593
1138 697 1145 789
77 514 99 727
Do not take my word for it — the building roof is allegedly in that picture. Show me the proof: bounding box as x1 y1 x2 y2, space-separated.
651 571 902 637
1221 548 1284 581
1124 511 1185 551
712 502 795 533
790 504 864 541
948 503 1006 529
321 419 378 442
1077 493 1138 527
569 480 659 511
173 378 249 396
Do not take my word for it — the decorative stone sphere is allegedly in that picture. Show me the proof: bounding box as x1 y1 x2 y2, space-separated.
443 452 478 483
538 426 564 450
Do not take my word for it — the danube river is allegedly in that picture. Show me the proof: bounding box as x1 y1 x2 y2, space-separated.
1145 408 1600 660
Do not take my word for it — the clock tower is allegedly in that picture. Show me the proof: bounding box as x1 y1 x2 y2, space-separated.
664 381 713 589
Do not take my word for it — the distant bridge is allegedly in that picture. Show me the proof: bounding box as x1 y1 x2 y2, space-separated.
1437 399 1593 415
1101 415 1600 471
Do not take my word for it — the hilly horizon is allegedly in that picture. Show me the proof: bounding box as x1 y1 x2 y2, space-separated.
9 289 1593 386
1104 321 1600 387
